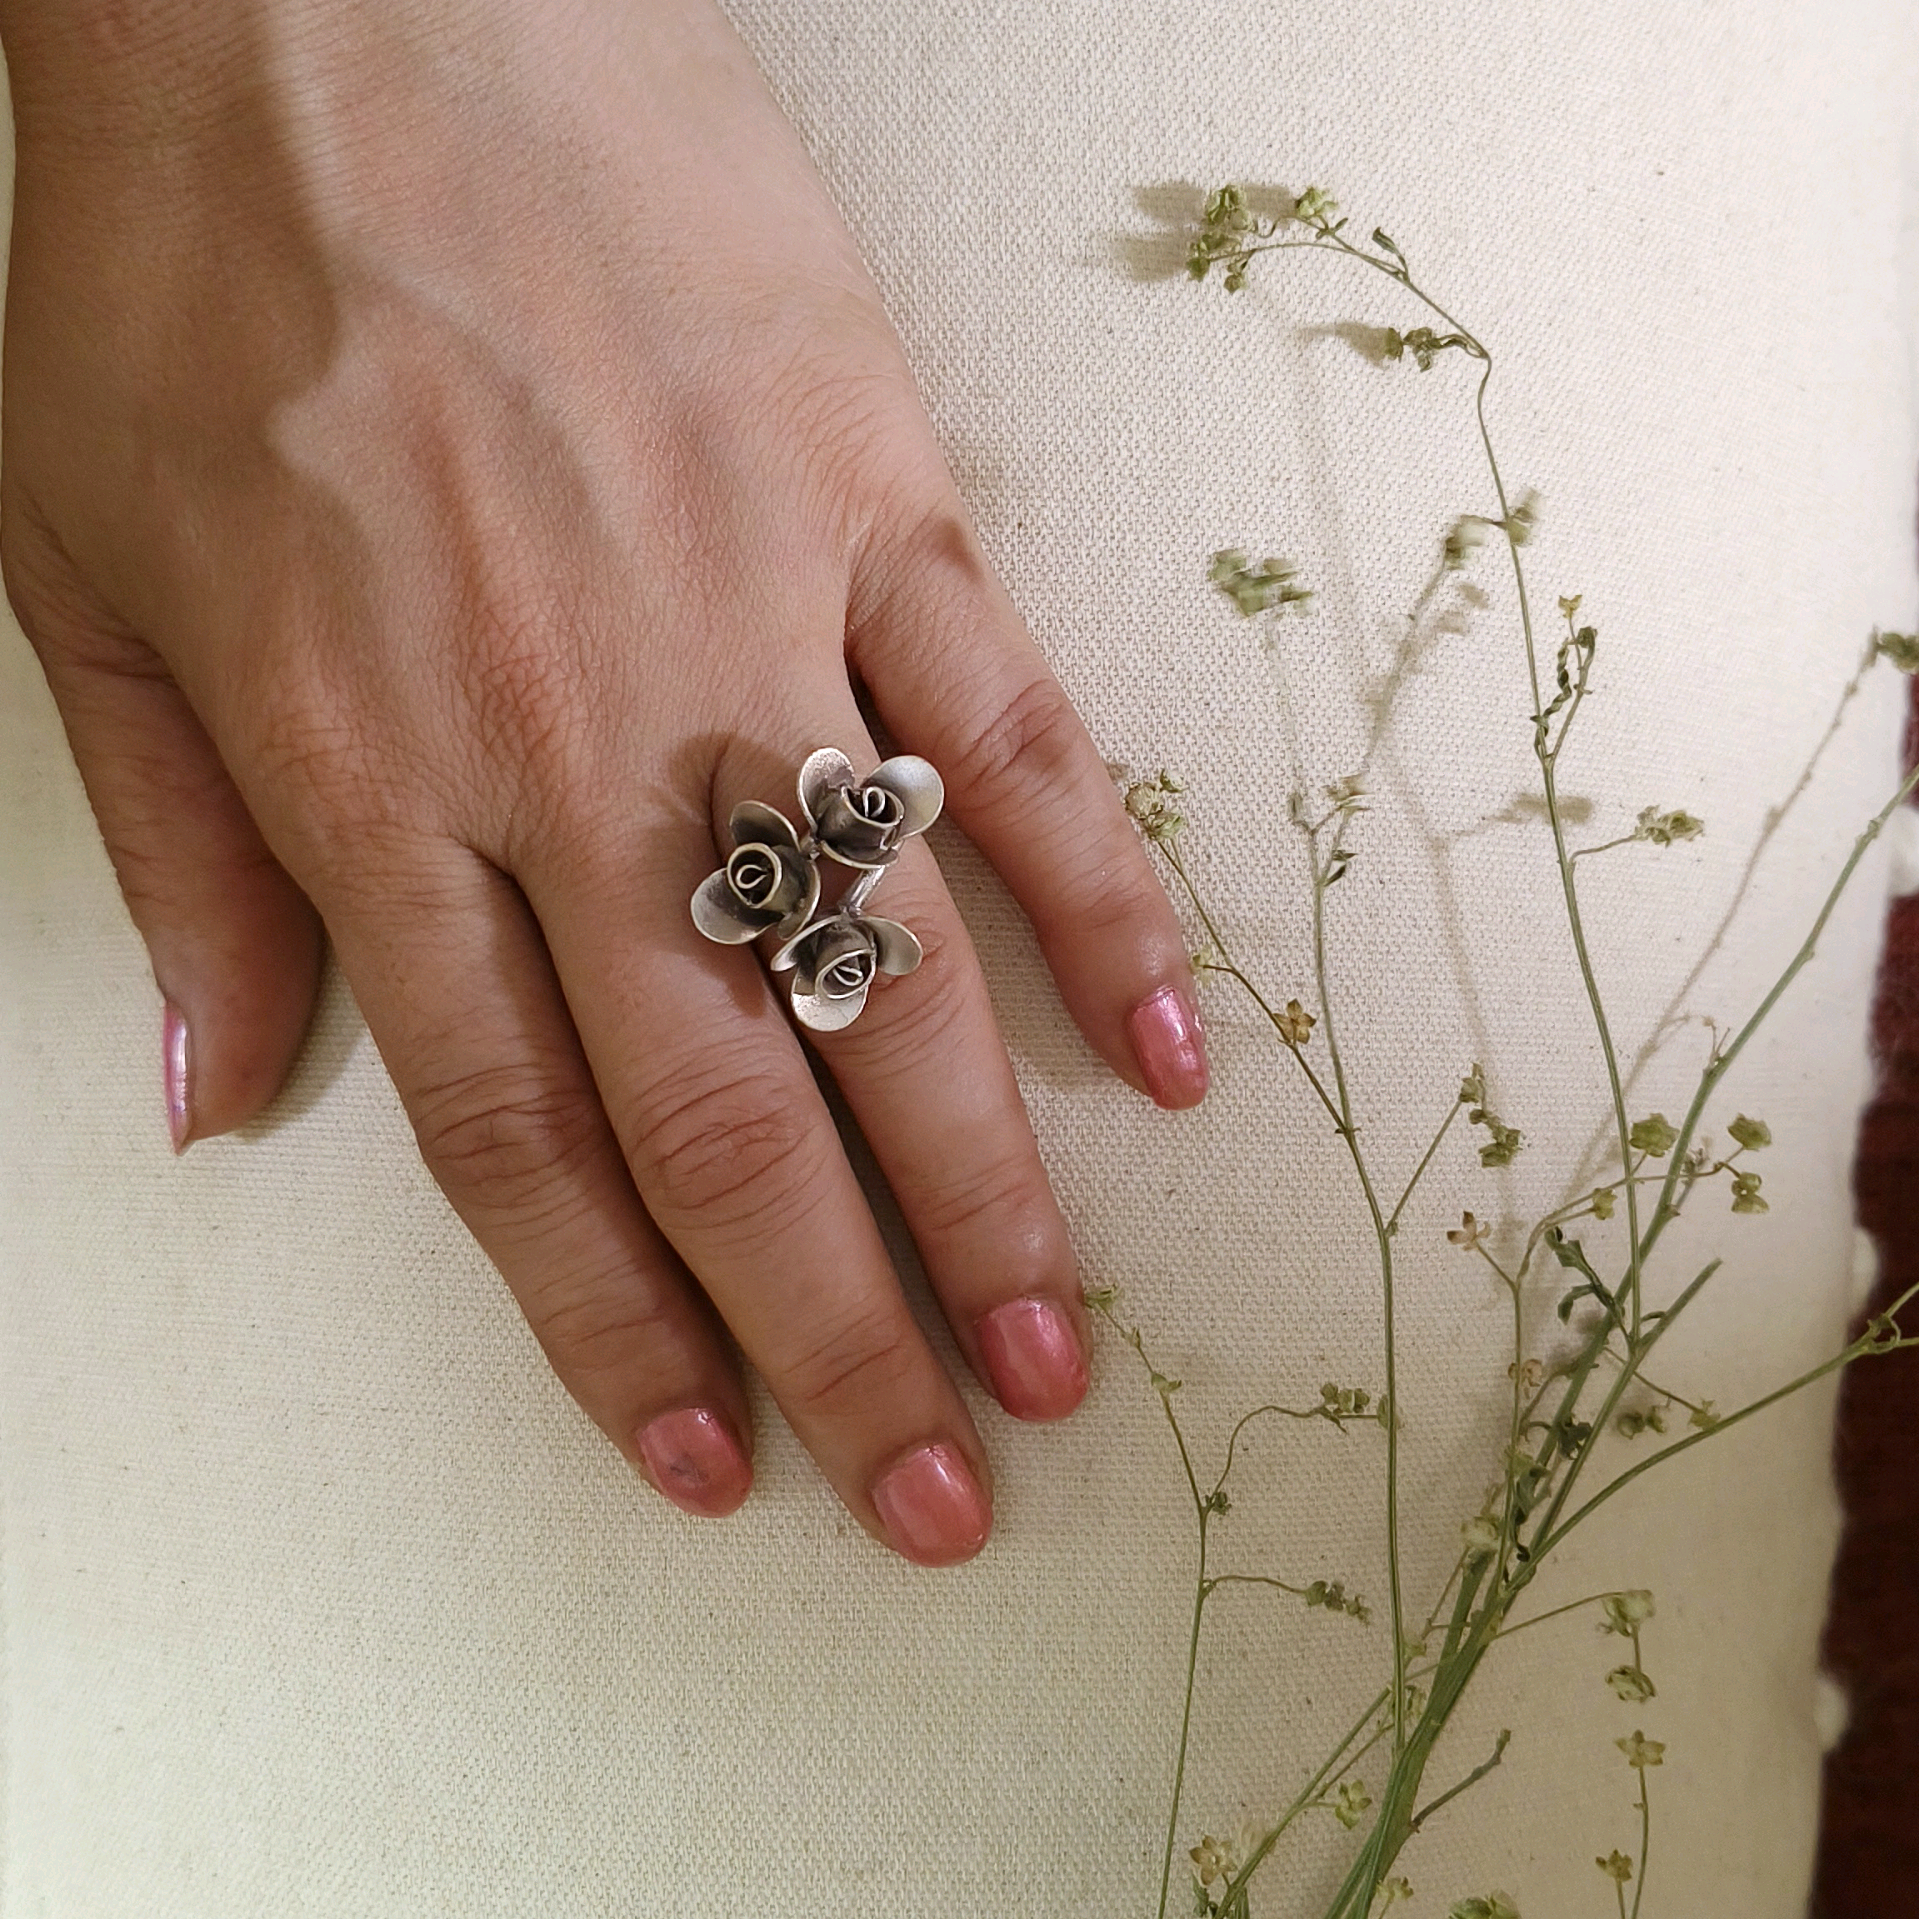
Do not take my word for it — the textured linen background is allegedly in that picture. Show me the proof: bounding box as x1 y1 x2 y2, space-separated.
3 2 1917 1913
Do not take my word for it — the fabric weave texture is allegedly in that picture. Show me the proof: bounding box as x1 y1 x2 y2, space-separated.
2 2 1917 1912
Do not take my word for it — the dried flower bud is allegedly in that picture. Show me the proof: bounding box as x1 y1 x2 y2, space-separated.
1332 1780 1372 1829
1210 549 1313 617
1596 1852 1635 1885
1189 1833 1233 1890
1443 517 1488 569
1124 779 1186 845
1635 806 1706 846
1503 491 1541 545
1275 999 1317 1045
1447 1211 1490 1251
1320 1382 1373 1417
1601 1590 1656 1635
1462 1515 1502 1557
1292 185 1338 227
1629 1114 1679 1157
1875 630 1919 673
1616 1730 1665 1769
1729 1170 1769 1215
1727 1114 1772 1151
1477 1118 1524 1168
1607 1665 1657 1703
1448 1895 1520 1919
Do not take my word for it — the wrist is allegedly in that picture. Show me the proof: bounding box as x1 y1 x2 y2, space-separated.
2 2 497 159
2 0 750 209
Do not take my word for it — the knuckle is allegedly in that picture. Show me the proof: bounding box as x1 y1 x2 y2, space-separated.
410 1062 609 1220
525 1278 682 1386
460 598 594 777
246 694 402 856
943 671 1086 821
629 1054 832 1239
778 360 907 480
852 503 993 651
780 1301 922 1416
910 1149 1054 1251
1057 855 1170 940
0 501 79 649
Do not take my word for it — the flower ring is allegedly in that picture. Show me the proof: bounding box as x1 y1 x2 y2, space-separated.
689 747 944 1030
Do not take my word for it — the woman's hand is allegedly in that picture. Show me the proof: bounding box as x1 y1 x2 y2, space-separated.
0 0 1207 1563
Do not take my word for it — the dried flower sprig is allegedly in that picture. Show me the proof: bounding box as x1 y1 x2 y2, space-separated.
1104 183 1919 1919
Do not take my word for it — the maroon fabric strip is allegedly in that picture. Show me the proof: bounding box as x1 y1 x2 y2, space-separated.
1812 673 1919 1904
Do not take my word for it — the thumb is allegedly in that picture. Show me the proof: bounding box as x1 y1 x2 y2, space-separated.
5 518 324 1149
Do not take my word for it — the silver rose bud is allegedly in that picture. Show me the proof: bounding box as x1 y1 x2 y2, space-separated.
798 748 944 869
770 911 923 1031
690 800 821 945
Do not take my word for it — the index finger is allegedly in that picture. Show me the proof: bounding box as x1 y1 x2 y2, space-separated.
847 507 1209 1109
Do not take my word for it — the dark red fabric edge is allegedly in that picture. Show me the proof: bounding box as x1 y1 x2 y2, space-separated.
1811 672 1919 1902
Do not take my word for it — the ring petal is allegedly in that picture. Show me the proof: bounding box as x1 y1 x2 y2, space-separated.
867 755 945 838
691 869 769 943
771 857 822 943
864 916 924 977
798 748 857 830
791 977 871 1031
730 800 801 854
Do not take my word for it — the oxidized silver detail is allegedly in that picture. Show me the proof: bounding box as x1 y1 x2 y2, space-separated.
689 801 820 945
798 748 944 868
690 748 944 1029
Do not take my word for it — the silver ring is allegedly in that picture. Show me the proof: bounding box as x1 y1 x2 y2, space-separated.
690 747 944 1030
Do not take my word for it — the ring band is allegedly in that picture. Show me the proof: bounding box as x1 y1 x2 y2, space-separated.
690 747 944 1030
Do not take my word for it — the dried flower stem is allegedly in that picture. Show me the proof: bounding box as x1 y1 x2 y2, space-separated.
1126 185 1919 1919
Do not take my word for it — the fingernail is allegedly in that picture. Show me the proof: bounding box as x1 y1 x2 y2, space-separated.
638 1407 753 1519
1128 982 1209 1109
163 1000 192 1153
871 1443 991 1566
977 1297 1089 1422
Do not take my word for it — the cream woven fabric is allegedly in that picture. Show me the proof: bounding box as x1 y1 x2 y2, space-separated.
3 3 1916 1912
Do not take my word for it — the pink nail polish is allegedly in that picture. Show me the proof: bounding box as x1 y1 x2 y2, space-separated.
1128 983 1209 1109
977 1297 1089 1422
871 1443 991 1566
163 1000 192 1153
638 1408 753 1519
